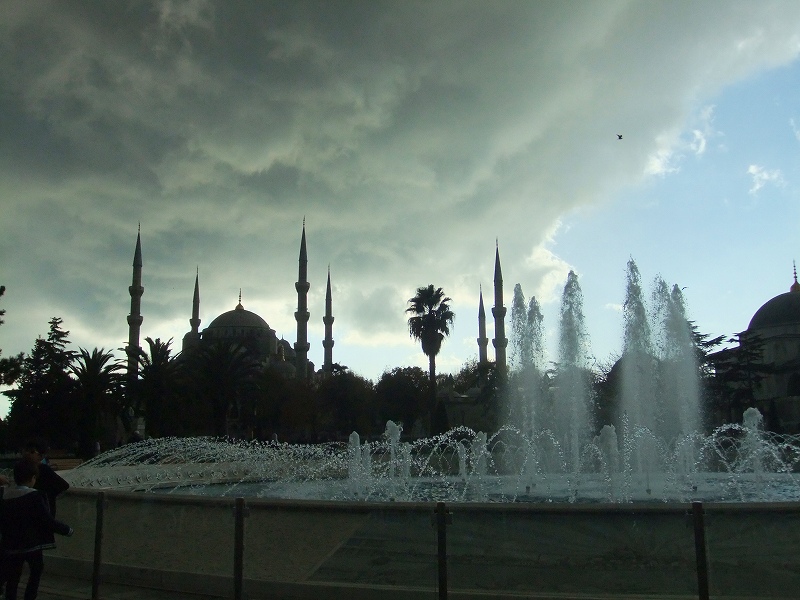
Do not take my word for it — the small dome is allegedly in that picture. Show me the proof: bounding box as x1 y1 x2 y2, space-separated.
748 291 800 331
206 303 271 331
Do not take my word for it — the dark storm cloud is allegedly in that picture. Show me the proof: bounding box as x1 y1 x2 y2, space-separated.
0 5 183 190
238 162 302 198
0 91 77 182
2 0 800 380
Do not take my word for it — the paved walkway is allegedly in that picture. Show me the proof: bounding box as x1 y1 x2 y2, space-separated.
33 572 226 600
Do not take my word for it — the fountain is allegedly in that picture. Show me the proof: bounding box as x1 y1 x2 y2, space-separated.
63 414 800 503
65 261 800 504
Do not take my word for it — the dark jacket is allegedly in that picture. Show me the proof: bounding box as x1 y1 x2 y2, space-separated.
34 462 69 517
0 486 73 555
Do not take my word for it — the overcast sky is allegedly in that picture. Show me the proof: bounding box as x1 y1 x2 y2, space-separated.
2 1 800 417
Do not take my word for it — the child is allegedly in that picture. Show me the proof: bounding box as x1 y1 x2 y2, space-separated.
21 439 69 517
0 459 73 600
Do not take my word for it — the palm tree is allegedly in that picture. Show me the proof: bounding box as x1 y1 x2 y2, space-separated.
406 285 455 435
186 341 260 437
135 337 179 437
71 348 125 453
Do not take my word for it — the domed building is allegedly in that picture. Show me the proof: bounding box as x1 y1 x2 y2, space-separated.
183 291 298 376
732 267 800 432
126 223 335 386
206 302 273 339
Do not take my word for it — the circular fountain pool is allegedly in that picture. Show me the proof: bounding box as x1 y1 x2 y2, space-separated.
65 416 800 504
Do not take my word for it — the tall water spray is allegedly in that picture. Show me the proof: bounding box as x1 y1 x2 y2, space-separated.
653 279 701 441
508 284 529 428
555 270 593 472
527 296 545 437
620 261 702 478
508 285 546 438
621 259 657 438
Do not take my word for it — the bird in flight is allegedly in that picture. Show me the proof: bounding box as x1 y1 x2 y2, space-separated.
617 134 623 140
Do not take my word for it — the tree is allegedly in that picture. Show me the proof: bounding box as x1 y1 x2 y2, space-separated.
250 365 297 440
0 287 13 446
375 366 430 433
184 341 260 436
406 285 455 435
316 369 376 438
5 318 76 449
706 333 770 428
451 358 503 432
277 378 318 442
590 354 621 433
135 337 180 437
71 348 125 455
691 325 726 376
0 285 24 387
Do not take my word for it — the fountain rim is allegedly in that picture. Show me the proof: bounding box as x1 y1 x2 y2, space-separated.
62 486 800 514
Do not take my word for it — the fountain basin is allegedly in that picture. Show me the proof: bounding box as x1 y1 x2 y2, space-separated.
58 425 800 597
47 488 800 599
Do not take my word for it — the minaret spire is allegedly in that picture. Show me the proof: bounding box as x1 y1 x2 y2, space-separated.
477 284 488 365
190 268 201 333
791 260 800 293
492 242 508 374
182 268 202 352
126 229 144 388
294 221 310 379
323 265 334 376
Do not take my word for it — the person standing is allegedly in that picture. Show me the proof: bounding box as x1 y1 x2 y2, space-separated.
1 460 73 600
21 440 69 517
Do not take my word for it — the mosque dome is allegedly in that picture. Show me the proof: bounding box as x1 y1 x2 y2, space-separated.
203 300 274 344
748 273 800 331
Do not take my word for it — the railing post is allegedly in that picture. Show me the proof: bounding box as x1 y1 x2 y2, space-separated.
691 500 710 600
91 491 106 600
233 497 247 600
433 501 452 600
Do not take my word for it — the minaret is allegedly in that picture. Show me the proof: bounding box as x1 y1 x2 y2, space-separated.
492 241 508 374
477 285 488 365
182 268 202 351
294 221 311 379
190 269 201 333
322 266 334 376
126 227 144 385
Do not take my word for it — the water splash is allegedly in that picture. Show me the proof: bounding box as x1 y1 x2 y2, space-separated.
555 271 593 473
65 418 800 503
621 259 657 449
